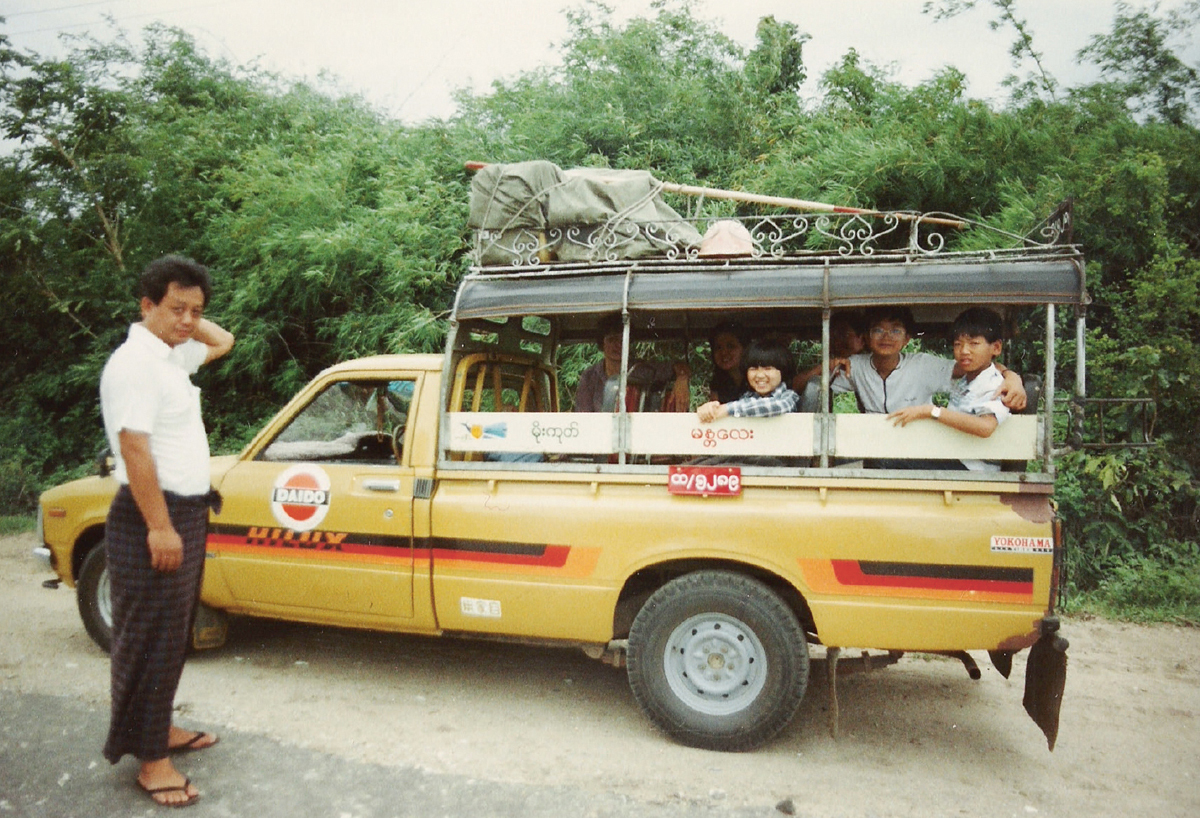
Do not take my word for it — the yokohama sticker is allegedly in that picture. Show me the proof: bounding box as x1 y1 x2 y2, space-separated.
270 464 332 531
990 535 1053 554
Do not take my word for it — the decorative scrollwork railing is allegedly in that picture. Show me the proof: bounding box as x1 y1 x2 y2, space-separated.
471 210 1069 269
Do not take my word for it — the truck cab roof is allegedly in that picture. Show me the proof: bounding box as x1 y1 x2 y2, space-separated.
319 353 443 377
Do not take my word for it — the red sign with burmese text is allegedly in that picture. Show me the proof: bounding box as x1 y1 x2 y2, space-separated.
668 465 742 497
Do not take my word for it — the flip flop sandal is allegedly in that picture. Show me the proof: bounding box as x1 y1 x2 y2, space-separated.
169 731 219 753
138 777 200 808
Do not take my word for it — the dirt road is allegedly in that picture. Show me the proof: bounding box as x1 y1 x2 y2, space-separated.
2 531 1198 817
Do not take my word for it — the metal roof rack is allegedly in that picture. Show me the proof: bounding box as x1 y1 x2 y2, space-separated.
457 211 1086 324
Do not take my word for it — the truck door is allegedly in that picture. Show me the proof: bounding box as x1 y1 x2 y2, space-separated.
207 377 418 621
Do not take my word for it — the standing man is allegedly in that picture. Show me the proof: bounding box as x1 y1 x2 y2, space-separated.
99 256 234 808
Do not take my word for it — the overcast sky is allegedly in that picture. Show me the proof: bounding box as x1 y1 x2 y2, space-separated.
4 1 1197 123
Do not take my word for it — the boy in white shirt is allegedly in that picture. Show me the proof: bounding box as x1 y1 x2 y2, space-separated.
887 307 1011 471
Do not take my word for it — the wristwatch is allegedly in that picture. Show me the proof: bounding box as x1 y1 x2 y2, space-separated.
930 406 942 420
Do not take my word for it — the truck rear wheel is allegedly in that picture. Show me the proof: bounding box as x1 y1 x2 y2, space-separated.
77 544 113 653
627 570 809 751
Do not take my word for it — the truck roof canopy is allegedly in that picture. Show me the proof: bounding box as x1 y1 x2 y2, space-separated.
454 246 1085 338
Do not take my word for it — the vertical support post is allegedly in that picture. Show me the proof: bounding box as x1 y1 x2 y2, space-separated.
1044 305 1056 473
820 307 831 468
1075 306 1088 450
1075 308 1087 400
617 272 634 465
820 262 833 469
437 320 461 464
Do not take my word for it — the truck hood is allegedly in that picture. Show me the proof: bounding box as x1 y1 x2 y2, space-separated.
40 453 242 505
209 454 239 486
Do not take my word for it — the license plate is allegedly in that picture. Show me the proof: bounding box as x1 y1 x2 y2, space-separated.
668 465 742 496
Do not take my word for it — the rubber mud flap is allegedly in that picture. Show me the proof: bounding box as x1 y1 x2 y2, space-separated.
1023 617 1068 751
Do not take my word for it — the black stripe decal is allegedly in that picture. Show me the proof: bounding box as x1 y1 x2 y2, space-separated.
418 537 548 557
860 561 1033 584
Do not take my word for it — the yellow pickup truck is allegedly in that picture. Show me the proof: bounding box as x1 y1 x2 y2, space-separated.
37 208 1080 751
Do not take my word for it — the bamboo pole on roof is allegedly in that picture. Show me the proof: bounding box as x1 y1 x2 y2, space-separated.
657 182 966 228
465 161 967 228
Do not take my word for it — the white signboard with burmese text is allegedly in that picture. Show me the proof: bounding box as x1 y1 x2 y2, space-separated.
447 412 816 458
629 414 815 457
447 412 613 455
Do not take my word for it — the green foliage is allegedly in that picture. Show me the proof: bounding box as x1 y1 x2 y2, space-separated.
1065 557 1200 624
2 2 1199 618
0 451 37 515
0 516 35 536
449 0 808 184
923 0 1058 101
1078 0 1200 126
0 26 471 488
745 16 808 99
1056 445 1199 621
205 119 465 396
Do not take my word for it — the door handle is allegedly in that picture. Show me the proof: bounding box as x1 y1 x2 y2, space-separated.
363 479 400 492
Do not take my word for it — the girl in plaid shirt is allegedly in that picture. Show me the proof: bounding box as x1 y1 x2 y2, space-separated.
697 338 799 422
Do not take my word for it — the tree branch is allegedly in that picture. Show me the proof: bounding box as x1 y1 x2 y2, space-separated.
41 129 126 272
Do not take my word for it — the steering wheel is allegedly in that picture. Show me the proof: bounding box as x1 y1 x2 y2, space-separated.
354 432 392 460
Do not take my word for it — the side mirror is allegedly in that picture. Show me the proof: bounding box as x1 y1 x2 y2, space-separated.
95 449 114 478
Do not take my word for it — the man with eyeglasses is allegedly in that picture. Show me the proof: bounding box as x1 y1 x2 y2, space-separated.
829 306 1025 415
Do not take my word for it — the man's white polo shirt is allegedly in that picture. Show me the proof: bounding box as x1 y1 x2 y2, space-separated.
100 323 210 496
831 352 955 413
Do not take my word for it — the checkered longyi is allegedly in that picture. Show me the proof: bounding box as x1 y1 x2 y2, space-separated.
102 485 209 763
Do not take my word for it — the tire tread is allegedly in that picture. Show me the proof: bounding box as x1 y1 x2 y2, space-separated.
627 570 808 751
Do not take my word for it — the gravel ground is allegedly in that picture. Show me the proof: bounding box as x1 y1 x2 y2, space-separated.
3 531 1199 817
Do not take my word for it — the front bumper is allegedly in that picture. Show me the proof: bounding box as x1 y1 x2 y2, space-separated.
32 546 54 571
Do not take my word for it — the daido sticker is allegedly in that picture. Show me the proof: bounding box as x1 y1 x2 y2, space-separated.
270 464 332 531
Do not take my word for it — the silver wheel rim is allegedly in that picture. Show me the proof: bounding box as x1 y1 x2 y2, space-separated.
663 612 767 716
98 567 113 629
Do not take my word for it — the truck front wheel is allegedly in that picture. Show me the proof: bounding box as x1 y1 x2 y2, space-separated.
77 544 113 653
627 570 809 751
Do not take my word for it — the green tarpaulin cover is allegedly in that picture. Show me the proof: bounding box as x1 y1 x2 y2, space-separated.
469 160 701 265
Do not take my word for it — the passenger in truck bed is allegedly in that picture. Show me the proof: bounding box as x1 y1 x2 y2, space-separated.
886 307 1012 471
706 323 750 404
574 312 691 413
792 311 866 412
696 338 799 422
828 306 1026 414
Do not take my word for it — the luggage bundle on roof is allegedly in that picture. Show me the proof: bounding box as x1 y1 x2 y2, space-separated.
466 161 1082 276
468 160 702 266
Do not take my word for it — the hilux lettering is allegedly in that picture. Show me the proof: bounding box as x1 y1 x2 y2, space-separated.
247 527 348 551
